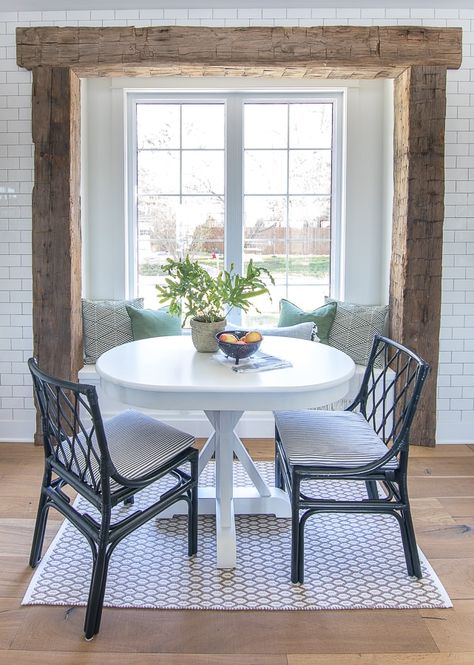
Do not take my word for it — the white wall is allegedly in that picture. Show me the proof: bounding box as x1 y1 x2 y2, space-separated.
0 5 473 442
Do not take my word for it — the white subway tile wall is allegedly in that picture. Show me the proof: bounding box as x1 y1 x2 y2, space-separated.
0 6 473 441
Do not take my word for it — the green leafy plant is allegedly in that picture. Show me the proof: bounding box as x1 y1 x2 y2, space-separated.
156 256 274 326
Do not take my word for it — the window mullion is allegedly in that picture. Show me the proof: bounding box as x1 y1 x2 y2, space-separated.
225 96 244 278
127 96 139 300
286 104 290 299
179 104 183 206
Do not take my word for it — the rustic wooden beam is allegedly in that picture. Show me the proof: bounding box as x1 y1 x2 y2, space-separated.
63 64 406 79
390 65 447 447
16 26 462 75
32 67 82 443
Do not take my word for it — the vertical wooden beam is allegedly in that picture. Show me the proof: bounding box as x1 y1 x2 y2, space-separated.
32 67 82 443
390 65 447 446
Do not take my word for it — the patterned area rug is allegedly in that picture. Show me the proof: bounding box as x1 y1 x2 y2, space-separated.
23 462 451 611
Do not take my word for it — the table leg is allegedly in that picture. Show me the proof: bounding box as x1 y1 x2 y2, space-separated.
213 410 240 568
198 431 216 476
231 434 271 497
203 409 291 568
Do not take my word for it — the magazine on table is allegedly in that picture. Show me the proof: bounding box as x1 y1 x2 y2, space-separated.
216 351 292 373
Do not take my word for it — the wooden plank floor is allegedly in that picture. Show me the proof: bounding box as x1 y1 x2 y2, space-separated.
0 440 473 664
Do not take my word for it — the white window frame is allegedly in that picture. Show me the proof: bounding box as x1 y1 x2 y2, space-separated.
126 90 344 307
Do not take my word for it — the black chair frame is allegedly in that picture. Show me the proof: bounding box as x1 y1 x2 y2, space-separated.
275 335 430 584
28 358 198 639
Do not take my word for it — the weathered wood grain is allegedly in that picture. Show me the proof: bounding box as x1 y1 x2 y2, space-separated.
31 67 82 444
390 65 447 447
16 26 462 75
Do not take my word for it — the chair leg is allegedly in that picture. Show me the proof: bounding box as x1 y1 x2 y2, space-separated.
290 474 301 584
275 450 284 490
84 544 110 640
188 453 199 557
400 508 422 578
398 475 422 579
274 436 284 490
397 513 415 577
365 480 379 500
29 470 52 568
92 546 115 637
297 515 306 584
30 499 50 568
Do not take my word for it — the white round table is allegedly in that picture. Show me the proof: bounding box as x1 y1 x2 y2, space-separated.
96 336 355 568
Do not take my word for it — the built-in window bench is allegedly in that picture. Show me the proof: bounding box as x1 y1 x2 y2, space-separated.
79 299 390 436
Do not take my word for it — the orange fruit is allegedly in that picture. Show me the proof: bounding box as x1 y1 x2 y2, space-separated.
219 333 238 343
243 330 262 343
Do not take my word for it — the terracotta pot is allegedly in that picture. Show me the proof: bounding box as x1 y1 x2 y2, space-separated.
190 318 227 353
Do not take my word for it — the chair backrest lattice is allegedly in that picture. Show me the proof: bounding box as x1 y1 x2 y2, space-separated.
356 335 430 449
28 358 110 496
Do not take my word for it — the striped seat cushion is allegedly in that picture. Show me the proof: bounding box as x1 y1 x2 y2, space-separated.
104 410 195 488
274 410 398 470
66 411 194 494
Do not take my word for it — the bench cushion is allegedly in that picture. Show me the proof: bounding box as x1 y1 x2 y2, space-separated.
274 409 398 470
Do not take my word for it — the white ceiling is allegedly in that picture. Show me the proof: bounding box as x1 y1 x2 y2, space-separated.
2 0 473 11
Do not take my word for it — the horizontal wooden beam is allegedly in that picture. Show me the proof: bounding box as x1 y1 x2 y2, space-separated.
59 64 406 80
16 25 462 76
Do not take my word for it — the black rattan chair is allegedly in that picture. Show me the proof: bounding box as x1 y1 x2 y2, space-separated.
28 357 198 639
274 335 430 584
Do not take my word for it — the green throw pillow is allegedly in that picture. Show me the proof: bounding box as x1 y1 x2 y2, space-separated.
126 306 182 340
278 299 337 345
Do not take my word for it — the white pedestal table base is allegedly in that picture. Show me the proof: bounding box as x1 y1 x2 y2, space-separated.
159 409 291 568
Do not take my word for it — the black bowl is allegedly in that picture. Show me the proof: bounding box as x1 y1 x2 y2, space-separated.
215 329 262 365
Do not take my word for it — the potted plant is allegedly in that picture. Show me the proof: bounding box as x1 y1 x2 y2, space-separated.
156 255 274 352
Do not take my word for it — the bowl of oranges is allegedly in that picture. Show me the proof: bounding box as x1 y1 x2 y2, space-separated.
216 329 263 365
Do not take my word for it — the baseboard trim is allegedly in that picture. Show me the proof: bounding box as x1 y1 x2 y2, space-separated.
0 419 36 443
1 413 469 445
436 421 474 444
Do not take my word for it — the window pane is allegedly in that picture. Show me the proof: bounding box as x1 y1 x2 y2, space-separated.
289 103 333 149
286 283 329 313
137 196 224 307
180 196 225 257
286 243 330 285
138 150 180 195
244 104 287 149
137 104 180 149
244 150 287 194
244 195 286 257
182 151 224 195
138 196 224 262
289 196 330 229
182 104 224 149
289 150 332 195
